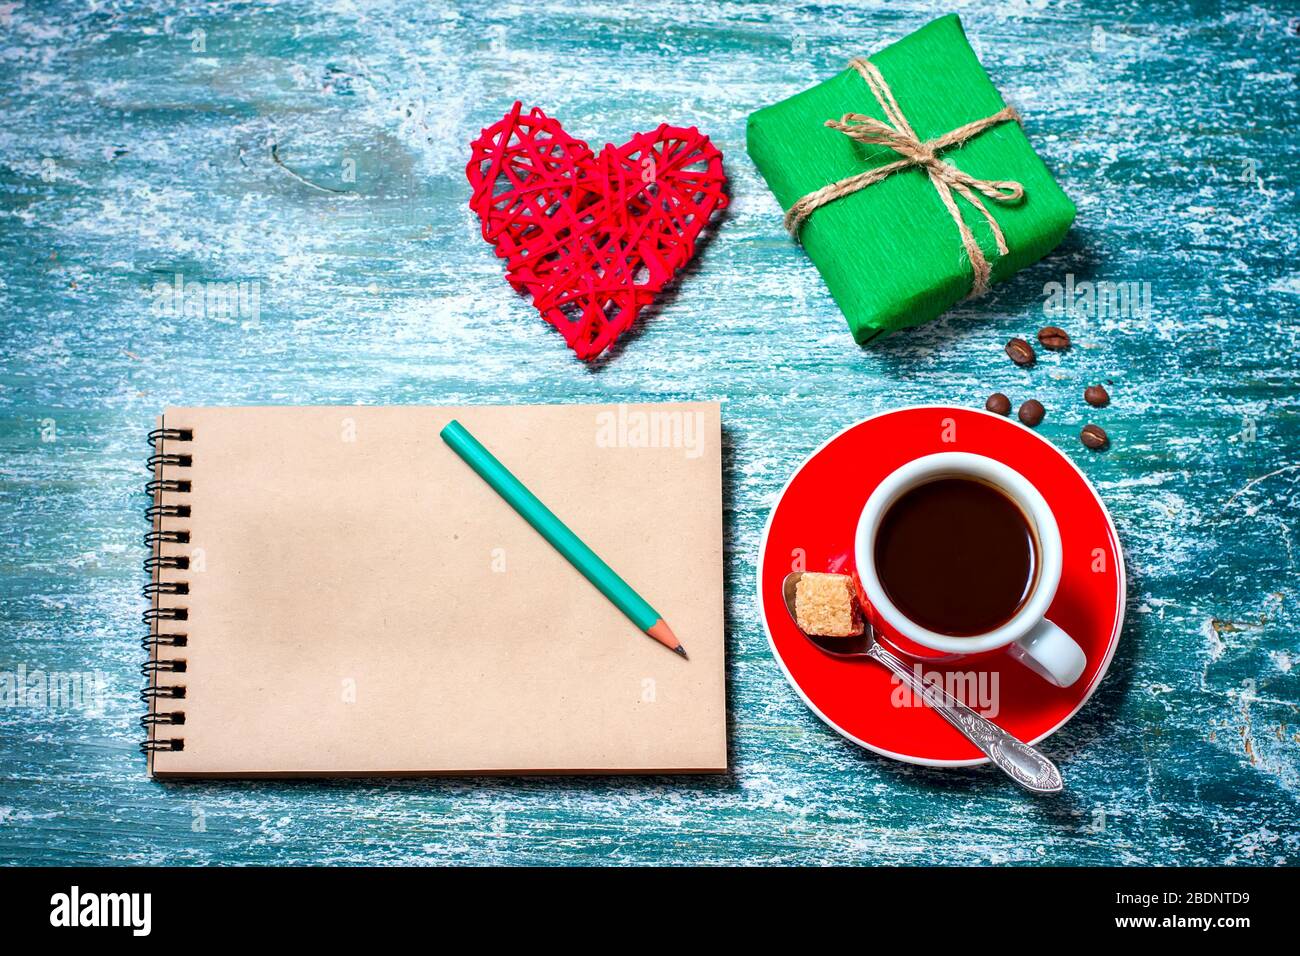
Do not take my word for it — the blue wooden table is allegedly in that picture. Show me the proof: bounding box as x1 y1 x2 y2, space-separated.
2 0 1297 865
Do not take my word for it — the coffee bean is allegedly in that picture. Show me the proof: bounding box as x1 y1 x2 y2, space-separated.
1018 399 1045 427
1005 338 1036 367
1080 424 1109 450
1084 384 1110 407
985 393 1011 415
1037 326 1071 350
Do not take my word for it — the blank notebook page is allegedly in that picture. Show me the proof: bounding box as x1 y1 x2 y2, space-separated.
143 403 726 776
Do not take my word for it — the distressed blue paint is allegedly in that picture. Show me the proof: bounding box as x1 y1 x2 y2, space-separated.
1 0 1298 865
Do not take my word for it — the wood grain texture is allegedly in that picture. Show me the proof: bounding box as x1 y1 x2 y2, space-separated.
1 0 1297 865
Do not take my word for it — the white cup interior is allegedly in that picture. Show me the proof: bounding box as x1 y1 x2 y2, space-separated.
854 453 1063 655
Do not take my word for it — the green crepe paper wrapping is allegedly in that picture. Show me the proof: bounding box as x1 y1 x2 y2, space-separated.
746 15 1076 343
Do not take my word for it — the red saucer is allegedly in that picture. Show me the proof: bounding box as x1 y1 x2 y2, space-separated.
757 406 1125 766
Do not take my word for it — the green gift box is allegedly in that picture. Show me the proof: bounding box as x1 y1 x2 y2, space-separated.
746 15 1075 343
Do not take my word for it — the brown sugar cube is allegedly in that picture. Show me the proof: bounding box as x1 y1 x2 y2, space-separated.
794 572 864 638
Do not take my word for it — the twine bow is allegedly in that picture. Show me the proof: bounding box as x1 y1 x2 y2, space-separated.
785 57 1025 298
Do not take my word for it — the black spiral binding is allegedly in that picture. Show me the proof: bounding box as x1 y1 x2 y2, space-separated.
142 425 193 757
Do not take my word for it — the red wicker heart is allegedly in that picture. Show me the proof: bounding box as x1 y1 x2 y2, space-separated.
467 102 728 359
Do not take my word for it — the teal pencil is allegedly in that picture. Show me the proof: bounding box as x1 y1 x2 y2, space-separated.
440 420 687 659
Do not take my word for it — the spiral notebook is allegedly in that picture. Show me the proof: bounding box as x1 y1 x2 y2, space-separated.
142 403 726 777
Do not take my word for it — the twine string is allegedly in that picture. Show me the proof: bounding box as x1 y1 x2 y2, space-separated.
784 57 1024 298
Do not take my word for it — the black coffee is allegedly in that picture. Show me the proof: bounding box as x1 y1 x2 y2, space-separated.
874 477 1036 636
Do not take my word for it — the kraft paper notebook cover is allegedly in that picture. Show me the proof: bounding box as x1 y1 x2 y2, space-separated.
142 403 726 777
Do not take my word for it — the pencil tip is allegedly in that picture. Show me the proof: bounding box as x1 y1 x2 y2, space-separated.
648 619 686 656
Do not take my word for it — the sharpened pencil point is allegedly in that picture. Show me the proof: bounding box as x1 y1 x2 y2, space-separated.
647 619 687 658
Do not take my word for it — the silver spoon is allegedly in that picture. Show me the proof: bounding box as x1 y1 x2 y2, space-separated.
781 572 1063 794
